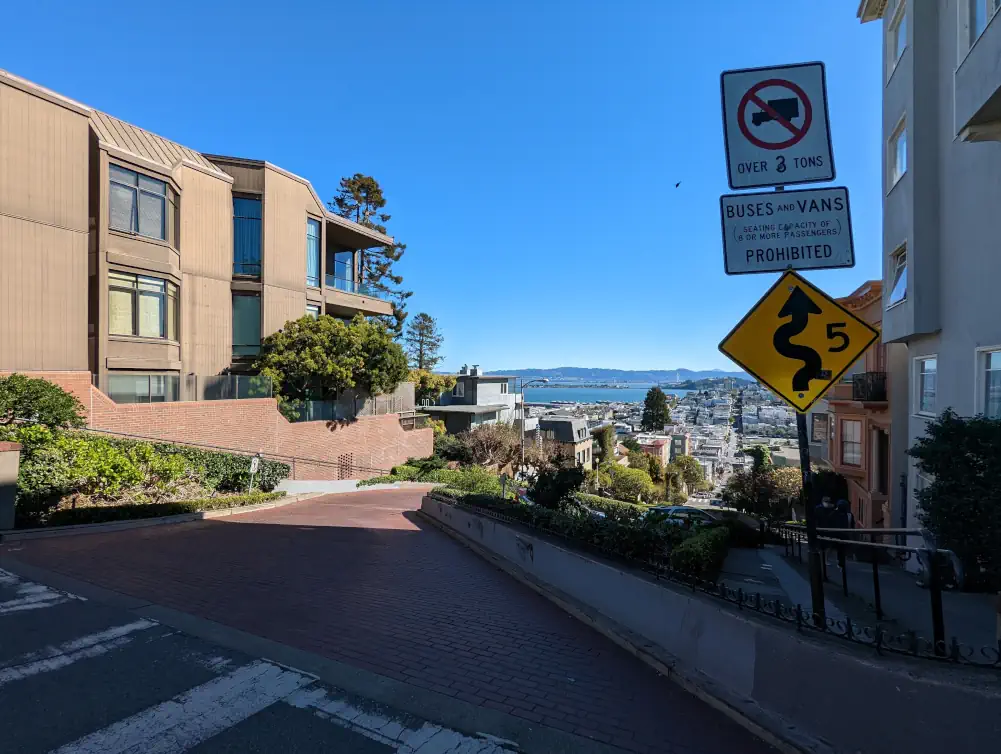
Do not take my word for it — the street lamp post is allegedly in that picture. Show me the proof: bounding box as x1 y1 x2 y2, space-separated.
518 378 549 478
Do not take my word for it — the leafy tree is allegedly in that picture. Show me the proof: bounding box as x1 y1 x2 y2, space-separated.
674 455 710 492
771 466 803 517
746 445 773 472
646 455 665 483
603 464 659 503
628 449 649 471
531 452 586 511
641 387 670 431
591 425 616 466
434 432 473 465
427 418 447 438
463 423 520 469
0 374 84 428
329 174 412 335
409 369 456 405
909 409 1001 590
621 436 641 452
404 313 445 371
256 315 408 415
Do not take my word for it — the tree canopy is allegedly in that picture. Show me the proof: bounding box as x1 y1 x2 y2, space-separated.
0 374 84 428
404 313 445 371
674 455 711 492
641 387 670 431
409 369 456 405
329 174 412 335
255 315 409 410
591 425 616 466
599 464 659 504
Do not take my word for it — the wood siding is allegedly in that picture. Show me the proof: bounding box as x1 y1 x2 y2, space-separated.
0 79 89 370
178 165 232 280
263 284 306 337
182 274 232 375
264 166 322 293
217 161 264 193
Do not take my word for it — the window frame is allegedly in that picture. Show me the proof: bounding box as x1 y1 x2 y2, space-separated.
810 412 829 445
306 304 321 320
886 244 907 309
107 270 179 341
888 117 907 190
914 355 938 418
974 345 1001 418
500 382 508 394
232 292 263 358
233 195 263 277
887 1 907 79
840 419 863 467
108 163 173 243
306 216 322 288
452 381 465 398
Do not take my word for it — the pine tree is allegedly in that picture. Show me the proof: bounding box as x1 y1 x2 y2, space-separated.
329 174 412 336
641 387 670 431
404 313 445 371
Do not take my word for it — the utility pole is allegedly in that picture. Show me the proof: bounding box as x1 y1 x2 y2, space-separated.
796 412 826 626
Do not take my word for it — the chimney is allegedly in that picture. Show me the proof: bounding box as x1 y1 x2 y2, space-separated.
470 364 480 376
459 364 468 375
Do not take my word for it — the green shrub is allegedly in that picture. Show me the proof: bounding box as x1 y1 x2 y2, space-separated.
359 464 503 495
705 518 760 549
670 526 731 581
433 432 473 464
531 462 585 510
437 490 688 564
405 456 448 474
575 493 647 523
0 373 84 428
44 492 285 527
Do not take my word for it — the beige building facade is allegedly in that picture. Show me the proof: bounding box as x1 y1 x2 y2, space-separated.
0 70 392 403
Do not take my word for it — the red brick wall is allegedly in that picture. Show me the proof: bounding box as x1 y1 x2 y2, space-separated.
6 371 432 480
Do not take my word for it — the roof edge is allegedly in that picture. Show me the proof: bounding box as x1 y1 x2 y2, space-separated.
857 0 888 22
0 69 91 116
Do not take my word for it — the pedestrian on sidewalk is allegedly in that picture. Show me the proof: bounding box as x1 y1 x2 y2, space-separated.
832 499 855 571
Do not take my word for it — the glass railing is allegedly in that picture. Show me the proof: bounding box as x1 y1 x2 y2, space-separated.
324 275 389 300
93 373 272 404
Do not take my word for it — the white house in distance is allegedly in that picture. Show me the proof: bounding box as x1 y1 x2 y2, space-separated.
422 365 522 435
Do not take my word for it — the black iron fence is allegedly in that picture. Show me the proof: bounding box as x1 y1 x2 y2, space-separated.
852 371 887 402
432 493 1000 669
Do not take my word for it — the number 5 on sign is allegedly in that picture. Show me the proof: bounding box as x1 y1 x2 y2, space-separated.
718 271 879 412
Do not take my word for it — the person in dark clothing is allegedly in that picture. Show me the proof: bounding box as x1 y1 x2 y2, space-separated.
831 499 855 570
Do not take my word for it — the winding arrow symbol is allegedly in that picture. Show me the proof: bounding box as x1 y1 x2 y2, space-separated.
773 286 823 391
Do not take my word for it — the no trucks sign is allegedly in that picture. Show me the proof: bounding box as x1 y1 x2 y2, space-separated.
721 62 835 190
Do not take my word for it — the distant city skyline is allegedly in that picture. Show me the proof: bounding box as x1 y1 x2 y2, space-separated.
1 1 881 372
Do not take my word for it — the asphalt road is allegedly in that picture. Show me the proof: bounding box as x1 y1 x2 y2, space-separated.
0 565 519 754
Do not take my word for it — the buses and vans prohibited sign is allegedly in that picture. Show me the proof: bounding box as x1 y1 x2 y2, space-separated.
721 62 835 190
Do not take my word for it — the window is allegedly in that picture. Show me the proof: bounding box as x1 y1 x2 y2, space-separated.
306 218 321 287
978 348 1001 418
106 374 180 404
889 2 907 71
887 247 907 307
108 271 178 339
500 382 508 394
452 382 465 398
306 304 321 320
233 197 262 276
889 120 907 187
970 0 1000 42
916 357 937 415
232 293 262 357
109 165 173 241
327 250 355 290
811 413 829 444
841 420 862 466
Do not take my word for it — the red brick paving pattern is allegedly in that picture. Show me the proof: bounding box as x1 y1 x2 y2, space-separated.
5 490 772 754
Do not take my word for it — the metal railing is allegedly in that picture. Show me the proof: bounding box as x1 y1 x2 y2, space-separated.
852 371 887 402
93 374 272 404
431 493 999 668
324 274 389 300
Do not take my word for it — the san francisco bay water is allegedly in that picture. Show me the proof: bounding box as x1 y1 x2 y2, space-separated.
523 386 692 404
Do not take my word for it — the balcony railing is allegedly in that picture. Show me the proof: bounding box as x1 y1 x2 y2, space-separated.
324 275 389 300
852 371 887 403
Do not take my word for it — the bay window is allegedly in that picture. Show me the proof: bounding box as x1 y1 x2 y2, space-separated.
108 271 178 340
109 164 176 243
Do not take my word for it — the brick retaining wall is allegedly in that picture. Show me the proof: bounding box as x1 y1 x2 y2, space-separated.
3 371 432 480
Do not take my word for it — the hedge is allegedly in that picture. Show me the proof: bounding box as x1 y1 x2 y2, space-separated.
436 489 688 564
360 464 503 496
669 526 731 581
44 492 286 527
575 493 648 523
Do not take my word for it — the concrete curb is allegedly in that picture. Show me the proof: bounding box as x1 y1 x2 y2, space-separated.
0 492 322 543
417 507 835 754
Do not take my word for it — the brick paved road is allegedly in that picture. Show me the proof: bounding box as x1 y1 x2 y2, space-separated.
3 490 772 754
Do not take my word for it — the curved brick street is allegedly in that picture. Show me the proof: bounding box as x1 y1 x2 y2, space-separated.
4 489 772 754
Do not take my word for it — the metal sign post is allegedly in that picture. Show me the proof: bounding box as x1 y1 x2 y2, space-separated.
248 453 261 494
795 411 826 626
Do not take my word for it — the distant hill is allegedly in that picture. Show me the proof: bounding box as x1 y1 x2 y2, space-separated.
486 367 752 383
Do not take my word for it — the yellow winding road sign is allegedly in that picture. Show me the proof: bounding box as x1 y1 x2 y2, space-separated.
719 271 879 412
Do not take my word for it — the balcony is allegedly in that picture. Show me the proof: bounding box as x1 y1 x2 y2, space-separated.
955 11 1001 142
852 372 887 403
323 274 393 317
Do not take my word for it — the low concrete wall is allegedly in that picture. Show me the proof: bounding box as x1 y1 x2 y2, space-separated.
421 496 1001 754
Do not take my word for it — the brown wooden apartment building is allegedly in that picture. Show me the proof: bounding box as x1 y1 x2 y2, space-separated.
0 69 392 403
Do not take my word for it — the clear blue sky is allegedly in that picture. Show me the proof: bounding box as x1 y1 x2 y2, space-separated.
3 1 881 373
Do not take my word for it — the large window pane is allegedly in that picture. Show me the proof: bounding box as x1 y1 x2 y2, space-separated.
233 197 262 275
138 174 166 195
109 288 134 335
166 282 178 341
841 420 862 466
918 358 937 414
107 374 149 404
986 352 1001 419
109 182 136 232
138 191 165 240
888 255 907 306
232 294 262 357
306 218 321 287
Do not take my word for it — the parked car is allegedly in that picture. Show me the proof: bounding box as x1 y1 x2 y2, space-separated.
645 505 717 528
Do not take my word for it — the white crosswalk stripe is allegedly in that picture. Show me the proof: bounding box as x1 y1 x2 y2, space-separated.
49 661 313 754
0 570 84 615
